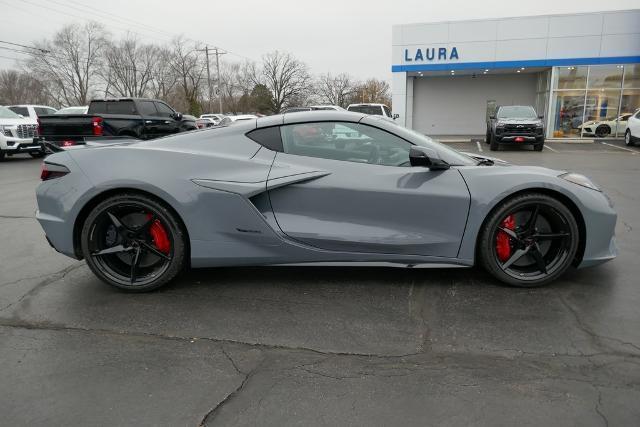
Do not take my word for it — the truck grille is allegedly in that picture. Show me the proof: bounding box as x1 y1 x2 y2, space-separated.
17 124 37 139
503 124 537 134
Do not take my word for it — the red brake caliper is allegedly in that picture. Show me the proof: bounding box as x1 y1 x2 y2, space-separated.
496 214 515 262
146 214 171 254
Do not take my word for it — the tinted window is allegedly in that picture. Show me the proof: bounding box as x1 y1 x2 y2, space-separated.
138 100 157 116
8 106 28 116
90 102 107 114
280 122 411 167
246 126 283 151
383 106 392 117
497 106 537 119
154 102 174 117
347 105 383 116
107 100 137 115
34 107 55 116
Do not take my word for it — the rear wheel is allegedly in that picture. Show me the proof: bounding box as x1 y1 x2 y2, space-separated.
479 193 579 287
595 125 611 138
80 193 186 292
625 129 635 146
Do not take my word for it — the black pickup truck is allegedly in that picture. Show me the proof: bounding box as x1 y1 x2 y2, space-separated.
37 98 197 147
486 105 545 152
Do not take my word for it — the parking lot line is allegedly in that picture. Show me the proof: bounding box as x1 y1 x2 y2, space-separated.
544 144 558 153
475 141 483 152
599 142 639 154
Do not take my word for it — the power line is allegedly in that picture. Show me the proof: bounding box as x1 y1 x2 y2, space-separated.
0 40 49 54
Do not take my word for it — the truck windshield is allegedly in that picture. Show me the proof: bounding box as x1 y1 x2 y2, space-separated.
497 106 537 119
348 105 383 115
0 107 21 119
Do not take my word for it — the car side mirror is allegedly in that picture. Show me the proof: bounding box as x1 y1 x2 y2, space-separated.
409 146 449 170
172 112 183 121
489 115 496 120
539 115 544 119
393 113 399 120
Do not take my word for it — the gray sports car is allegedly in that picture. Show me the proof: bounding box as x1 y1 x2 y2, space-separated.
36 111 617 291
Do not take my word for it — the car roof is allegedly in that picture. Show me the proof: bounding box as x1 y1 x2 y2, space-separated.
256 110 367 128
347 103 386 107
9 104 56 108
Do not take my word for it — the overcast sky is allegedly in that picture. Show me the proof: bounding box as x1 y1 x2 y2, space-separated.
1 0 638 81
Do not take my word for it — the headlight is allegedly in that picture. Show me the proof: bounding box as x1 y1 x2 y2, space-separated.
0 125 12 137
560 172 600 191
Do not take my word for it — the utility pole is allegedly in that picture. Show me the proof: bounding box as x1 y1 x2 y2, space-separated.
214 47 225 114
202 46 213 114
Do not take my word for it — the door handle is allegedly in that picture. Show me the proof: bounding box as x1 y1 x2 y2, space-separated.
163 120 171 124
145 120 153 124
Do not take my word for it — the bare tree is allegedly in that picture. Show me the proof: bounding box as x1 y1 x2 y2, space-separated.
0 70 53 105
147 47 178 101
350 78 391 106
101 36 158 97
255 51 311 114
27 21 109 106
316 72 355 107
219 61 256 114
168 37 206 115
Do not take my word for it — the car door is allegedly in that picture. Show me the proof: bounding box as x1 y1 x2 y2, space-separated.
266 121 470 258
137 100 163 138
153 101 180 135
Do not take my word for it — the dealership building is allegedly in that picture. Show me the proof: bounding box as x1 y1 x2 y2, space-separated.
391 9 640 138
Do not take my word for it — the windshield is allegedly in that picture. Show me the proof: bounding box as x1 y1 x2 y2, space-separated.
497 106 537 119
0 106 22 119
348 105 383 116
56 107 86 114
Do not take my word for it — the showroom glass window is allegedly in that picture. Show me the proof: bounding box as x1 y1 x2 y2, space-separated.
280 122 412 166
549 64 640 138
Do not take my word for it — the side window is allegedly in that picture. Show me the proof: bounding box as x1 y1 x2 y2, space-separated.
107 100 137 115
34 107 53 116
383 106 391 117
138 101 157 116
154 102 174 118
8 106 29 117
280 122 411 167
90 102 107 114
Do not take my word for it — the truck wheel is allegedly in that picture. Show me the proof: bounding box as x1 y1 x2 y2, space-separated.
489 134 499 151
0 150 5 161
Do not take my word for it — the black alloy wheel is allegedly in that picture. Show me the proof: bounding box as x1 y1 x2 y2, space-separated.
479 193 579 287
595 125 611 138
81 193 186 291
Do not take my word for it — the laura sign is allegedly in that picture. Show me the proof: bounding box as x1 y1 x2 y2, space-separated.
404 47 459 62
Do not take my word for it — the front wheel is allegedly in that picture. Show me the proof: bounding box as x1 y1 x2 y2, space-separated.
478 193 579 287
625 129 635 146
80 193 186 292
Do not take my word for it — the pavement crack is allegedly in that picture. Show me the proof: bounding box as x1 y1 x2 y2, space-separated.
594 389 609 427
198 358 264 426
558 294 640 354
221 346 246 376
0 263 84 312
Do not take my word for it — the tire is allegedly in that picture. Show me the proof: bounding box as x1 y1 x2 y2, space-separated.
534 141 544 151
489 133 499 151
595 125 611 138
485 130 491 144
478 193 579 287
80 193 186 292
625 129 635 146
0 150 5 161
29 152 45 158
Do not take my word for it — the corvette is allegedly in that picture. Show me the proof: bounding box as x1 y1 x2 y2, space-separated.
36 111 617 291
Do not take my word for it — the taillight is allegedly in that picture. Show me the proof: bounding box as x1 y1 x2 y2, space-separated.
40 162 70 181
92 117 103 136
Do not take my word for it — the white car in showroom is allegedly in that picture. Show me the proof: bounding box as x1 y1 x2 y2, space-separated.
579 113 632 137
0 106 43 160
626 109 640 146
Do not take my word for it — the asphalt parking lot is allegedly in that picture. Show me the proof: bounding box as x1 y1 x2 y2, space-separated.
1 140 639 426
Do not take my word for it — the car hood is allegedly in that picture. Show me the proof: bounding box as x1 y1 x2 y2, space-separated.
0 117 37 126
460 152 510 166
496 119 541 125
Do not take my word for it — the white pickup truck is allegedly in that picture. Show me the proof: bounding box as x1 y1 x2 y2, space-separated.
0 106 44 160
